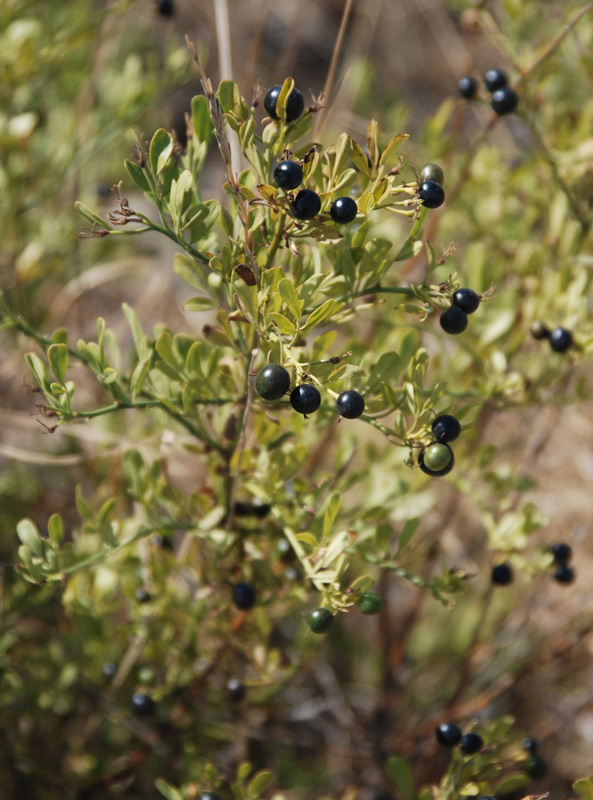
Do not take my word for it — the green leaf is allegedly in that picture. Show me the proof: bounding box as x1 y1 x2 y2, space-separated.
155 779 184 800
192 94 215 145
74 201 110 230
170 169 194 230
396 518 419 556
332 132 351 182
351 138 372 178
122 303 144 356
218 79 240 114
25 352 51 393
386 755 415 800
366 118 379 171
323 493 341 540
16 518 43 558
47 343 68 384
173 253 208 291
574 777 593 800
130 356 151 401
278 278 303 322
246 770 274 800
184 297 216 312
47 514 63 547
125 158 152 193
75 486 94 522
268 312 296 335
302 299 337 333
149 128 174 176
494 773 530 796
275 77 295 122
379 133 410 169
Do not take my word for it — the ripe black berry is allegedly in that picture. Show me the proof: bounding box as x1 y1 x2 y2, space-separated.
418 180 445 209
458 76 478 100
484 68 508 92
330 196 358 224
420 163 445 185
264 84 305 122
549 327 573 353
523 737 539 753
530 321 550 340
103 662 116 678
131 692 156 717
491 563 513 586
290 189 321 220
356 591 383 615
226 678 246 702
491 87 518 115
432 414 461 443
306 607 334 634
452 288 480 314
200 793 221 800
478 797 497 800
255 364 290 400
460 732 484 755
135 588 151 603
418 444 455 477
523 755 547 778
274 160 303 190
554 564 575 584
435 722 462 747
232 582 256 610
290 384 321 416
157 0 175 16
336 390 365 419
550 543 572 564
440 306 468 334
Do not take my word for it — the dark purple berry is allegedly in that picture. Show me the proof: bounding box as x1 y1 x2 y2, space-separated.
554 564 575 584
290 189 321 220
274 160 303 190
523 737 539 753
452 288 480 314
255 364 290 401
549 327 573 353
103 663 117 678
435 722 462 747
418 444 455 477
135 588 151 603
460 732 484 755
418 180 445 209
330 196 358 224
523 755 547 778
232 582 256 610
484 68 508 92
440 306 468 334
491 563 513 586
530 321 550 340
491 87 518 115
458 76 478 99
336 390 365 419
432 414 461 443
550 543 572 564
200 794 222 800
264 84 305 122
131 692 156 716
156 0 175 16
226 678 246 702
290 384 321 416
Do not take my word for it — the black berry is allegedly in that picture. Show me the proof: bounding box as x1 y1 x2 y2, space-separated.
440 306 468 334
200 794 221 800
418 444 455 477
264 84 305 122
252 499 272 518
452 288 480 314
523 737 539 753
306 607 334 634
458 76 478 99
356 591 383 615
232 582 256 610
554 564 575 584
103 662 117 678
290 384 321 416
420 163 445 185
135 588 151 603
290 189 321 220
226 678 246 702
435 722 462 747
276 539 292 560
549 327 573 353
336 390 365 419
523 755 547 778
491 563 513 586
330 196 358 224
478 797 497 800
274 160 303 190
460 732 484 755
432 414 461 444
491 87 518 115
418 180 445 209
131 692 156 716
530 321 550 340
550 543 572 564
255 364 290 400
157 0 175 16
484 68 508 92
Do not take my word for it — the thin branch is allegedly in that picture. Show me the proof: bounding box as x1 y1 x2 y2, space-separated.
315 0 355 138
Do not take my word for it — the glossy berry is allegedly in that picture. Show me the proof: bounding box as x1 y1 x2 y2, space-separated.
478 797 497 800
484 68 508 92
432 414 461 444
550 543 572 564
306 607 334 634
103 662 117 678
200 794 222 800
290 189 321 220
274 160 303 190
276 538 292 560
422 443 452 472
419 444 455 477
530 321 550 340
290 384 321 416
131 692 156 717
491 87 518 115
435 722 462 747
452 288 480 314
226 678 246 702
336 390 365 419
523 737 539 753
458 76 478 99
418 180 445 209
264 84 305 122
357 591 383 615
549 327 573 353
420 163 445 185
554 564 575 584
255 364 290 401
157 0 175 16
330 196 358 224
460 732 484 755
523 755 547 778
491 563 513 586
252 499 272 518
232 582 256 610
135 588 151 603
440 306 468 334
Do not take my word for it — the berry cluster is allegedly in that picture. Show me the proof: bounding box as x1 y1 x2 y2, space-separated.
550 542 575 584
306 590 383 634
435 722 484 755
457 68 519 116
418 414 461 477
417 163 445 209
255 364 365 420
530 321 574 353
440 287 481 335
522 737 548 778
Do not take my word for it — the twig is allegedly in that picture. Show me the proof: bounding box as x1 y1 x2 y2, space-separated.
227 346 259 530
314 0 355 138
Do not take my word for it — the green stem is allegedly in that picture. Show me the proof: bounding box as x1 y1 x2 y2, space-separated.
304 284 415 314
263 211 287 271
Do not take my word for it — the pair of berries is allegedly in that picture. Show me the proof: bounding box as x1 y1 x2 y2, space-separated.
435 722 484 755
550 542 575 584
255 364 366 419
530 321 573 353
417 163 445 209
440 288 481 335
522 737 547 778
418 414 461 477
458 69 518 115
306 591 384 634
275 173 358 225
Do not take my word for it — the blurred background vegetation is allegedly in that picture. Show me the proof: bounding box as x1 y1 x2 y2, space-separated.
2 0 593 798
